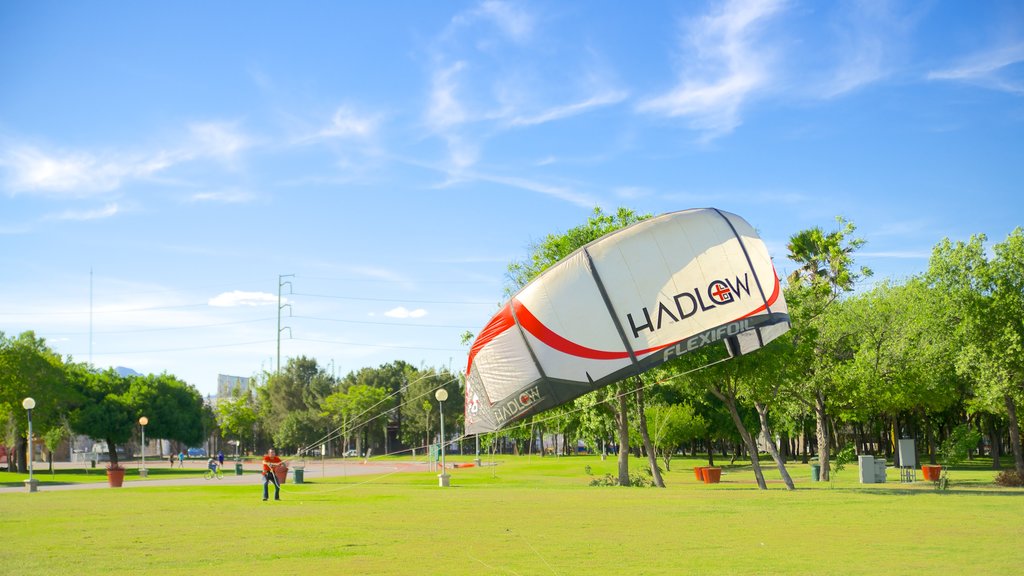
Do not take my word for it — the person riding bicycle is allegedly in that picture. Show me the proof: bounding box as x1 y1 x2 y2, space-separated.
207 457 218 473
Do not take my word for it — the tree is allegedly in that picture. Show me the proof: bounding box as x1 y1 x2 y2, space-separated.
217 390 259 455
929 229 1024 476
261 356 335 446
68 368 135 468
783 217 871 481
126 373 206 448
645 402 705 471
0 331 80 473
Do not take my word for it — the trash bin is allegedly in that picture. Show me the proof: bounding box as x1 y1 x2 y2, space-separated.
811 463 821 482
234 461 243 476
858 455 875 484
294 468 304 484
874 457 887 483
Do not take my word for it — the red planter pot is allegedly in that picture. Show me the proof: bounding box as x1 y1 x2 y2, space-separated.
921 464 942 482
106 467 126 488
694 466 707 481
702 467 722 484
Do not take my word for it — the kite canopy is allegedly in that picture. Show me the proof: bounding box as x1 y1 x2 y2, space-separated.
464 208 790 434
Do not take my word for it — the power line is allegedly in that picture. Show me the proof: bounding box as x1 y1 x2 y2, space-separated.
291 337 465 353
292 291 496 306
40 317 276 336
292 314 475 330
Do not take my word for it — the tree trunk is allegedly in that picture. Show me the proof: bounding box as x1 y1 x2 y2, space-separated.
989 414 1002 470
814 393 830 482
705 435 715 467
1004 394 1024 476
107 437 120 469
614 382 630 486
926 421 937 465
634 383 665 487
756 402 795 490
15 435 27 474
713 386 767 490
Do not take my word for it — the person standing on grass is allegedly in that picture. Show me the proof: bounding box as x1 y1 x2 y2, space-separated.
262 449 283 501
217 450 224 467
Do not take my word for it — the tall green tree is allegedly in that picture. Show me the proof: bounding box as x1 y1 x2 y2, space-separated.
0 331 80 473
68 368 135 468
217 389 259 455
126 373 206 448
929 229 1024 475
784 217 871 481
260 356 335 446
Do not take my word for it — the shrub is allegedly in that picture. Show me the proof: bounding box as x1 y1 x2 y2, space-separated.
588 472 654 487
994 470 1024 488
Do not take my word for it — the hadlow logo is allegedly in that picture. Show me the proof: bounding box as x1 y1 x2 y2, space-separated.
494 386 542 425
626 274 752 339
468 392 480 415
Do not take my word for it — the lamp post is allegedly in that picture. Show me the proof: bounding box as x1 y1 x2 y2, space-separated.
139 416 149 478
22 397 37 493
435 388 450 487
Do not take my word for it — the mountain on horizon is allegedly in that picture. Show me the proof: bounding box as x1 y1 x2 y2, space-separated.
114 366 142 377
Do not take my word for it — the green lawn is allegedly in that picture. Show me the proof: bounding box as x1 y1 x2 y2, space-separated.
1 455 1021 575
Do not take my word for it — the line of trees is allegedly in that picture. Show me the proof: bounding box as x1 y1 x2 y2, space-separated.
489 208 1024 488
0 331 209 472
215 357 462 459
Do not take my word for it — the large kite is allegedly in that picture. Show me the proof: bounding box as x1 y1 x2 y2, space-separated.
464 208 790 434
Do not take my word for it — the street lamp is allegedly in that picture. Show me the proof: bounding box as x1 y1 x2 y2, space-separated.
139 416 149 478
22 397 37 493
435 388 450 487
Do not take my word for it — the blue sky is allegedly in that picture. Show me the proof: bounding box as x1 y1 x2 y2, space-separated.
2 1 1022 397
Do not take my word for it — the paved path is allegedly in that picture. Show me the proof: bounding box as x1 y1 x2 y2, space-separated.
1 459 433 493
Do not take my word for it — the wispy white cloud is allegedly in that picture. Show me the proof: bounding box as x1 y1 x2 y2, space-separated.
1 122 254 197
427 61 470 132
0 145 169 195
811 1 919 98
451 0 534 43
187 122 252 161
509 89 629 127
472 172 597 208
384 306 428 319
291 106 382 147
44 202 121 221
208 290 278 307
637 0 784 140
188 189 256 204
927 41 1024 94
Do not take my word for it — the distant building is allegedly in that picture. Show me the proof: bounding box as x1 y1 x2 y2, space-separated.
217 374 251 399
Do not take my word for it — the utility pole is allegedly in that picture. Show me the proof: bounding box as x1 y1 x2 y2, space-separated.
277 274 294 374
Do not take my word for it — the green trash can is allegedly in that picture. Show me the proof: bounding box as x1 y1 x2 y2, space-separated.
294 468 304 484
811 463 821 481
234 461 243 476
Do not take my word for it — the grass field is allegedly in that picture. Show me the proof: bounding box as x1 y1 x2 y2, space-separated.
1 455 1021 575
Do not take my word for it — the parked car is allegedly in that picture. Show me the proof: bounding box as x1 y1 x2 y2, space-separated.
342 449 361 458
187 447 206 458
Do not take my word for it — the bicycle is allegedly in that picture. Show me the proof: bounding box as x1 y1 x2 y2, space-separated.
203 465 224 480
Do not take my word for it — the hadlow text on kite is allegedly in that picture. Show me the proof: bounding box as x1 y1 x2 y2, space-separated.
625 273 753 339
494 386 543 426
